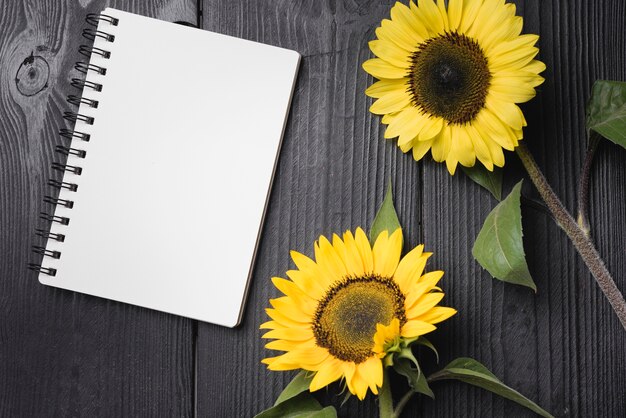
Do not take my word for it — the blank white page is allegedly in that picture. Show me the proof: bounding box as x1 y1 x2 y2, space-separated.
39 8 300 327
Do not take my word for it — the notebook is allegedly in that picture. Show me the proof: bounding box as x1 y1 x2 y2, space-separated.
30 8 300 327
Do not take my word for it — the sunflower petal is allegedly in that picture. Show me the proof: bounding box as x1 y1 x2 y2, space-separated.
413 0 445 37
390 1 428 42
270 296 316 319
385 106 423 139
430 125 452 162
369 40 411 68
310 357 344 391
406 292 446 318
411 136 434 160
370 90 412 114
450 126 476 167
363 58 408 79
418 116 444 141
475 110 516 150
436 0 450 30
490 81 539 103
524 59 547 74
404 269 442 309
459 0 484 33
472 2 516 50
355 227 374 273
376 19 420 52
262 326 314 342
489 45 539 72
271 277 315 302
358 357 384 395
416 306 457 324
350 365 370 400
447 0 463 30
365 78 409 98
401 319 437 338
315 235 348 280
393 244 425 293
285 269 327 300
466 124 494 170
266 307 311 326
372 228 403 277
485 98 525 130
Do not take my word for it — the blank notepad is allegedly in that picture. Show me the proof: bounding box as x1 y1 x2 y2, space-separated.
35 8 300 327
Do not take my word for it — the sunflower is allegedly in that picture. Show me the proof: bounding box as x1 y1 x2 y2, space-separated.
261 228 456 400
363 0 545 174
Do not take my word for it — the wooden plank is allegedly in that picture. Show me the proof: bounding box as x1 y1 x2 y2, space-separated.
196 0 626 417
0 1 197 416
420 0 626 417
196 1 422 416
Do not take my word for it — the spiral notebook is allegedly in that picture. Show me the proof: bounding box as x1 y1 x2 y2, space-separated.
30 8 300 327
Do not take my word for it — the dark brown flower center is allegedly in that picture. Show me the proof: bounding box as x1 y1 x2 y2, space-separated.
407 31 491 125
312 275 406 363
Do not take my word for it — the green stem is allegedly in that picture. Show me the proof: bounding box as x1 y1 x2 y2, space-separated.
392 390 415 418
516 144 626 330
379 369 394 418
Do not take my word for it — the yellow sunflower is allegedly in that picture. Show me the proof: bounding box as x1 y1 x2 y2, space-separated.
261 228 456 400
363 0 545 174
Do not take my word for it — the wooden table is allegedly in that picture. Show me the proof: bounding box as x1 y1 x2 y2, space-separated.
1 0 624 416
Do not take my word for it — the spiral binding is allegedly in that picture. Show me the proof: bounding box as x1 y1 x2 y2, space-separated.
29 12 116 277
35 229 66 242
78 45 111 60
67 95 99 108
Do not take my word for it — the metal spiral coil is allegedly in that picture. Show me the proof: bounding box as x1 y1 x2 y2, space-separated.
82 28 115 43
31 11 116 278
75 62 107 76
63 111 94 125
32 246 61 259
67 95 99 108
59 128 90 142
71 78 102 92
28 264 57 276
86 13 119 28
48 179 78 192
55 145 87 158
78 45 111 59
35 229 65 242
39 212 70 225
51 162 82 175
43 196 74 209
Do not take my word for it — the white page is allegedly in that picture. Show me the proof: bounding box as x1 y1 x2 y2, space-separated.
38 8 300 327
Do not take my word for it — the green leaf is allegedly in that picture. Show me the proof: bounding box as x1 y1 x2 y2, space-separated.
393 347 434 398
254 393 337 418
586 80 626 148
370 180 402 245
461 165 503 200
428 358 554 418
274 371 313 406
413 336 439 364
472 180 536 291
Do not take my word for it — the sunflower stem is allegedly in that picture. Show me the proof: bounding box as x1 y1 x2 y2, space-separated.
576 132 601 237
393 390 415 418
379 369 395 418
516 144 626 330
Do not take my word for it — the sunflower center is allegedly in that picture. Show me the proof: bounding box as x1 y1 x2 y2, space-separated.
408 31 491 125
313 275 406 363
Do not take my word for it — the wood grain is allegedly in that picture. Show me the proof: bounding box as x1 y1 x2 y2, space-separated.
195 0 626 417
197 1 422 416
420 0 626 417
0 1 196 416
1 0 624 416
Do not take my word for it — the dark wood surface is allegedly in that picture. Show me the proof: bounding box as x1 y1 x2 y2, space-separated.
1 0 624 417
